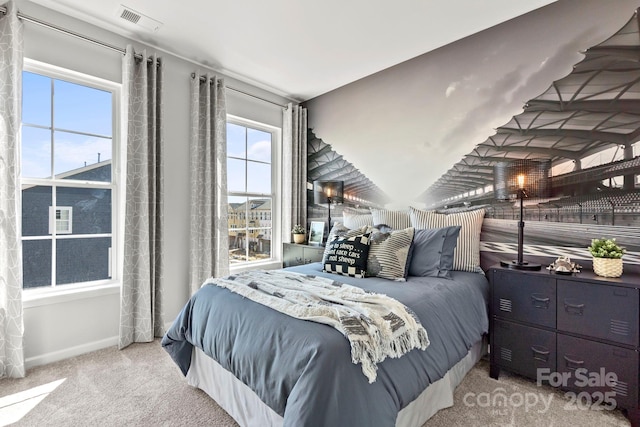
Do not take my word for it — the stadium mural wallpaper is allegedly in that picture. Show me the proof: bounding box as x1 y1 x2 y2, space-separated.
304 0 640 275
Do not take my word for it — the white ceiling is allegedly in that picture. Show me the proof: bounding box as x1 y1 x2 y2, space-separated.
29 0 556 102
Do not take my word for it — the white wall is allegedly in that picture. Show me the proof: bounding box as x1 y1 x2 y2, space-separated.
18 0 290 368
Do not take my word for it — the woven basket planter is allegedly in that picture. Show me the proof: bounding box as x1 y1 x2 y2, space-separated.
592 257 623 278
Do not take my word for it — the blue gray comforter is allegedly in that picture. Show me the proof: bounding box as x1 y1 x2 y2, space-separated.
162 263 489 427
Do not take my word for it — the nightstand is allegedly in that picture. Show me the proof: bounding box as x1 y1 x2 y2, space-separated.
282 243 324 267
489 266 640 426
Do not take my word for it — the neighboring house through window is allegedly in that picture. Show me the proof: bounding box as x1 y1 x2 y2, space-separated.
21 60 120 290
227 116 279 265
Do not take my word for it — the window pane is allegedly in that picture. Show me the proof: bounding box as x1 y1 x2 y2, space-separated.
247 161 271 194
227 158 246 192
247 228 271 261
22 185 52 236
54 131 112 180
247 128 271 163
54 79 112 136
227 122 246 158
228 196 247 230
22 126 52 179
22 71 51 126
56 187 112 234
23 239 52 288
229 196 247 263
247 197 271 261
57 237 110 285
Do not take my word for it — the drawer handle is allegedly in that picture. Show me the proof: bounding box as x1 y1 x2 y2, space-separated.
531 346 549 362
530 294 550 309
613 348 629 358
563 355 584 371
564 300 584 315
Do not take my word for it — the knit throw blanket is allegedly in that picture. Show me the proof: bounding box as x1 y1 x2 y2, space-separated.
203 270 430 383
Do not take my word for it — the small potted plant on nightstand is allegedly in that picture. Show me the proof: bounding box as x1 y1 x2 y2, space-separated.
292 224 306 244
588 237 625 278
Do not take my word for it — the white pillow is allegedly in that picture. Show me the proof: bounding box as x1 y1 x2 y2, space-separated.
342 207 373 229
371 208 411 230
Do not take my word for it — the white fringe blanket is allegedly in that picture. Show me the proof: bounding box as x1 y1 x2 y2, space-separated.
203 270 430 383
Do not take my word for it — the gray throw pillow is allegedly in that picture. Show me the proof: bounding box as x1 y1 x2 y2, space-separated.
409 226 461 278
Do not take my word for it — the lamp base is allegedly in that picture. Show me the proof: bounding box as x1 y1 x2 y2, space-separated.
500 260 542 271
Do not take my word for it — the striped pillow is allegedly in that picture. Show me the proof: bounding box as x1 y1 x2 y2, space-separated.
343 207 374 229
371 208 411 230
366 226 415 281
409 207 486 273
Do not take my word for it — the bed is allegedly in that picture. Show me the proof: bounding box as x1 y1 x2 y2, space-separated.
162 260 489 427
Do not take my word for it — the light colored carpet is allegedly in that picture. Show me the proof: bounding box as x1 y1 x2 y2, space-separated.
0 340 631 426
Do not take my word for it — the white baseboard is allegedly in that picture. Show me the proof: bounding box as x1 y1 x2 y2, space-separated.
25 322 175 370
25 335 119 370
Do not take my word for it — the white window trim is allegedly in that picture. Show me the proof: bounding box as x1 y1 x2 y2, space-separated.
22 59 122 302
227 114 282 271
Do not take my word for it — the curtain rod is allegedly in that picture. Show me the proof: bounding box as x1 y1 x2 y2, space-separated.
0 5 157 63
1 5 288 108
191 73 286 108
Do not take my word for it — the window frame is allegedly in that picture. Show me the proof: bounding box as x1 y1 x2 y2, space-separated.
226 114 281 270
21 59 122 296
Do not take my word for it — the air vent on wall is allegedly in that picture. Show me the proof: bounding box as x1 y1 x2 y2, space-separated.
116 5 163 32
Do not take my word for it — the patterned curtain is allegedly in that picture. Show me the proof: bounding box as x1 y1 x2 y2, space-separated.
189 73 229 294
0 1 24 379
119 45 165 349
282 103 307 243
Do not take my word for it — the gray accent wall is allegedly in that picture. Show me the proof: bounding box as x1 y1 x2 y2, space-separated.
304 0 640 275
304 0 640 208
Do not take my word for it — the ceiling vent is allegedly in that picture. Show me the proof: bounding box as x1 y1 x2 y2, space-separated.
116 5 163 32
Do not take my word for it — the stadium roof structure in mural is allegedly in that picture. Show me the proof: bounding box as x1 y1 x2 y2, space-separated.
308 131 390 207
420 8 640 206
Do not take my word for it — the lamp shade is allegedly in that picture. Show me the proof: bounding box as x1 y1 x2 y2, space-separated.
313 180 344 205
494 159 551 200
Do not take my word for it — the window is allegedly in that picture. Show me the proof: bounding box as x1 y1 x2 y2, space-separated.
227 116 279 265
21 61 119 290
49 206 73 234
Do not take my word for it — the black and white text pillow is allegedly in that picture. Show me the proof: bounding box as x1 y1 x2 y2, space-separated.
323 233 371 278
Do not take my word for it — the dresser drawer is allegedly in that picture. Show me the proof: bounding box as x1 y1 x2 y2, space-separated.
557 280 639 346
283 244 325 267
492 319 556 379
283 244 304 267
557 334 638 408
302 246 324 264
492 270 556 327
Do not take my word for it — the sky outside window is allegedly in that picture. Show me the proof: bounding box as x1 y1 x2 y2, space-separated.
22 71 113 180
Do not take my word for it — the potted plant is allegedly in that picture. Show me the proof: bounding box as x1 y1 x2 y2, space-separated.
588 237 625 278
292 224 306 244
